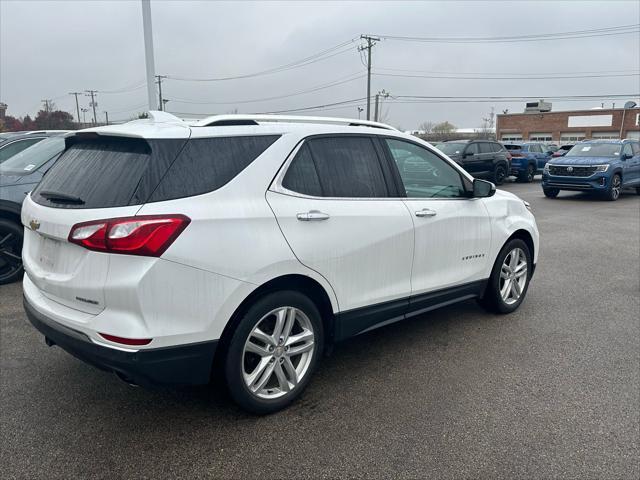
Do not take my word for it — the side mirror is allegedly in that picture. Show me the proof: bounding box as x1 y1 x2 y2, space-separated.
473 178 496 198
621 153 632 160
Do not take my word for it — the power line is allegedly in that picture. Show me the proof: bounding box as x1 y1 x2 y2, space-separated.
167 39 357 82
168 72 366 105
85 90 98 125
374 72 640 80
375 67 640 76
369 24 640 44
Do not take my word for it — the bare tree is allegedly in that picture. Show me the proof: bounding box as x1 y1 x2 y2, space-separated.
419 121 435 134
478 107 495 139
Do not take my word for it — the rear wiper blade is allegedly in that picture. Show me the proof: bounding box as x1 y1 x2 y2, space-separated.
39 190 85 205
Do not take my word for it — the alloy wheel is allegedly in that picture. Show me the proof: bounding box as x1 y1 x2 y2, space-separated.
527 165 535 182
611 175 621 200
242 306 315 399
0 230 22 282
499 247 528 305
495 165 506 185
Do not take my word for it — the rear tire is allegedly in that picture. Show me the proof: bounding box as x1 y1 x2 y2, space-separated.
493 163 507 185
605 174 621 201
224 290 323 414
518 164 535 183
543 188 559 198
0 219 24 285
478 238 532 314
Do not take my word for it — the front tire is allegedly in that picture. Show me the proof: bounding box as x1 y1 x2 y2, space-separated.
605 174 621 201
0 219 24 285
493 163 507 185
224 291 323 414
478 238 532 314
543 188 559 198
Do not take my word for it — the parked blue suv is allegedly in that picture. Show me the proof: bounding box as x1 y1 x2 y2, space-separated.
542 140 640 201
505 142 554 182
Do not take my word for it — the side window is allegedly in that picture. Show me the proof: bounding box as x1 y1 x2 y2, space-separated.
631 142 640 155
465 143 479 155
282 144 323 197
622 143 633 156
530 144 541 153
150 135 279 202
0 138 43 162
386 139 466 198
479 142 493 154
305 136 389 198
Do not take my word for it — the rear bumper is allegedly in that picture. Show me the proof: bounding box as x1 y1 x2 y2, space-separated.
542 173 609 191
24 296 217 387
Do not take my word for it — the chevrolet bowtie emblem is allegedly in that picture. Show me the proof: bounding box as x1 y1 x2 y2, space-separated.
29 219 40 231
567 166 574 172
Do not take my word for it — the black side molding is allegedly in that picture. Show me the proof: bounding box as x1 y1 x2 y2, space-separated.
334 280 487 341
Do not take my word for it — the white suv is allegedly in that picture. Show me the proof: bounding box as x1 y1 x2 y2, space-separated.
21 112 539 413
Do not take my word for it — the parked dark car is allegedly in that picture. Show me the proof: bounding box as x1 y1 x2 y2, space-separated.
504 142 553 182
0 132 50 164
542 139 640 201
0 134 67 284
551 144 575 158
435 139 510 185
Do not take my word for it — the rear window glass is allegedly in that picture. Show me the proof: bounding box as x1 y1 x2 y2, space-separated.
504 144 522 151
32 137 153 209
149 135 279 202
282 144 323 197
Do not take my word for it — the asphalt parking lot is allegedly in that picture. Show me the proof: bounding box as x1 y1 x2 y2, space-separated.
1 180 638 479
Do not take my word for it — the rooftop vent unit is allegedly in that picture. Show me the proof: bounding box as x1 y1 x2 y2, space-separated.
524 100 552 113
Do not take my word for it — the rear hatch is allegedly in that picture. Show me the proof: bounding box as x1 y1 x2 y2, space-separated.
22 134 188 313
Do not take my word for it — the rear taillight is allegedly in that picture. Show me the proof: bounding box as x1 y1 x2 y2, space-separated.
552 152 562 157
510 152 524 158
68 215 190 257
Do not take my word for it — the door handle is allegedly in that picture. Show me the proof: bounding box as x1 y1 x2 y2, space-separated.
297 210 330 221
415 208 437 218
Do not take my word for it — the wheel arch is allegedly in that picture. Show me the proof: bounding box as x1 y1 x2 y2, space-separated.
506 228 535 263
212 274 336 376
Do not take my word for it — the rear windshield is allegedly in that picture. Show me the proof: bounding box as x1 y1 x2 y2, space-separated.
504 144 522 151
32 134 279 209
435 143 466 155
566 143 621 157
0 136 65 175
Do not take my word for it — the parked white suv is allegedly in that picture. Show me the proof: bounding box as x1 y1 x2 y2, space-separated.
21 112 539 413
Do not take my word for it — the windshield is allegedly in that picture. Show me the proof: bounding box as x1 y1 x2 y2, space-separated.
435 143 466 155
0 136 66 175
566 143 621 157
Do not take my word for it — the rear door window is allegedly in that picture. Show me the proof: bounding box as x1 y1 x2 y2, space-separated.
465 143 479 155
282 144 323 197
479 142 493 154
291 136 389 198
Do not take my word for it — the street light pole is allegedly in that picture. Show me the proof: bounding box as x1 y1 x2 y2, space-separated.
141 0 157 112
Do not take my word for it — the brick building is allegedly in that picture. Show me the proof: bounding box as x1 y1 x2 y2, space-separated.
496 105 640 144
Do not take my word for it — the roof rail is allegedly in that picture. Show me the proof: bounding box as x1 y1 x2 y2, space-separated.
189 114 398 131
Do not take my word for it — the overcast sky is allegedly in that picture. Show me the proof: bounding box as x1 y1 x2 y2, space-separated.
1 0 639 129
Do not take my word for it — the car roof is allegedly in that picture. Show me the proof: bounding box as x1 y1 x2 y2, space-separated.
75 111 407 140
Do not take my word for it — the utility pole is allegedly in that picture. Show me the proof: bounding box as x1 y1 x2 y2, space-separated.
141 0 157 111
69 92 82 127
359 35 379 121
155 75 167 110
104 111 109 125
357 106 363 119
85 90 98 125
81 108 88 127
374 89 389 122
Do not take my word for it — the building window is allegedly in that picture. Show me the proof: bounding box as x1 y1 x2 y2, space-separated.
529 133 553 142
591 131 620 140
501 134 522 142
560 132 586 144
